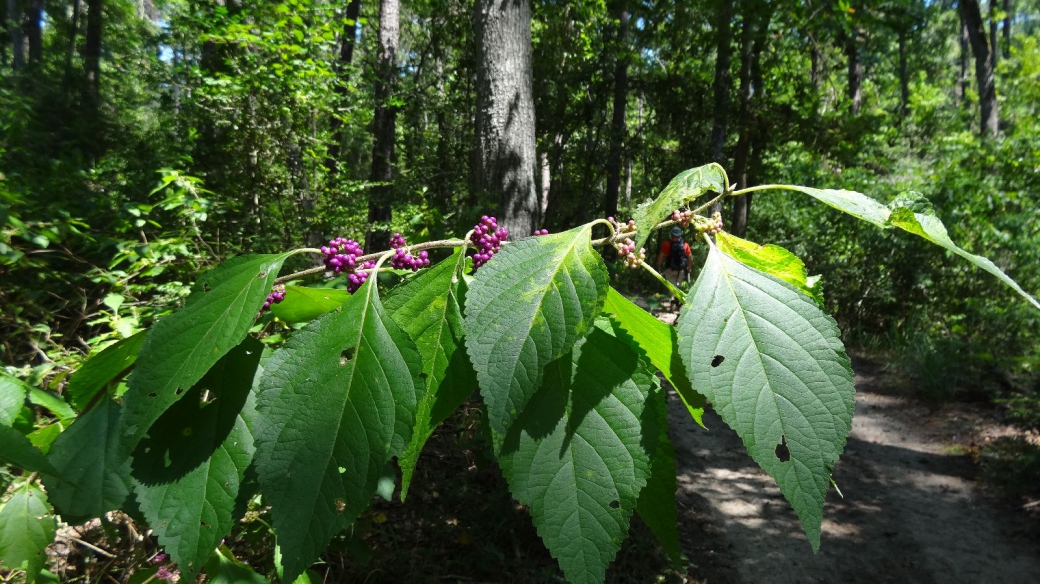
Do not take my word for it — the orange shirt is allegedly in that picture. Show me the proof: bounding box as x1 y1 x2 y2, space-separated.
660 239 692 256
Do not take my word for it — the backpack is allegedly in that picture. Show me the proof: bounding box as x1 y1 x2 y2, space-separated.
668 237 688 270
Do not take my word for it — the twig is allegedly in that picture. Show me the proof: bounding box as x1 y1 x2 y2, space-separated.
1022 500 1040 509
65 535 116 558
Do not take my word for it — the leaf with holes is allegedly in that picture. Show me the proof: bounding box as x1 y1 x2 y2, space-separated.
270 286 351 323
43 398 132 522
132 338 262 580
465 223 608 433
0 425 62 478
121 253 288 454
636 387 681 563
495 326 657 584
631 164 727 253
784 185 891 228
384 251 477 499
716 232 824 306
887 192 1040 311
677 245 855 551
65 331 146 410
0 483 56 583
601 287 705 427
254 278 423 584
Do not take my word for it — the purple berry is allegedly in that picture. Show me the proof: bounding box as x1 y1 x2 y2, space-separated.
470 216 509 269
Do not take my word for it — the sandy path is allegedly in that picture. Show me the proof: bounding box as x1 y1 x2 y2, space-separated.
668 360 1040 584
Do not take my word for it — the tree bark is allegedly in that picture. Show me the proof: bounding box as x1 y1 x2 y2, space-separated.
366 0 399 251
604 4 629 221
710 0 734 166
474 0 538 236
7 0 22 69
0 0 6 67
957 7 969 107
960 0 998 137
85 0 102 108
24 0 40 66
708 0 734 218
64 0 81 100
844 28 863 115
731 0 771 238
326 0 361 175
899 29 909 120
1002 0 1011 59
989 0 999 71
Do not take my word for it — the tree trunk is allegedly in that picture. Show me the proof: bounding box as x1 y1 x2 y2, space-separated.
960 0 998 137
1002 0 1011 59
709 0 734 166
326 0 361 175
474 0 538 236
7 0 22 70
366 0 399 251
731 0 771 238
899 29 909 120
709 0 734 218
989 0 998 71
24 0 40 66
844 28 863 115
604 4 629 221
957 8 969 107
85 0 102 108
64 0 81 100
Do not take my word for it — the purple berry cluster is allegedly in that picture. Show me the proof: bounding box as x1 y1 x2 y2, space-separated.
694 211 724 235
470 216 509 269
322 237 365 273
151 553 180 583
533 229 549 236
389 233 431 272
262 284 286 312
671 209 693 227
607 216 638 237
617 238 646 269
321 237 375 293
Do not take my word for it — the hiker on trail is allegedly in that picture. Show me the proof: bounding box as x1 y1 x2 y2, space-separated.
657 225 693 286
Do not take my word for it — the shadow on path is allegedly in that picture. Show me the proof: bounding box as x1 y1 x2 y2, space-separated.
671 360 1040 584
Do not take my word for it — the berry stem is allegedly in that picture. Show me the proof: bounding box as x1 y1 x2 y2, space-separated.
274 238 469 285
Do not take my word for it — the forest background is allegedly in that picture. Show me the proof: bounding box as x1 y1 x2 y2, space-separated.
1 0 1039 580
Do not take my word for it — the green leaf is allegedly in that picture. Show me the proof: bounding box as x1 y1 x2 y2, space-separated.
0 425 62 477
783 185 891 227
888 193 1040 311
254 279 423 584
133 338 262 579
631 164 727 253
496 327 657 584
465 223 609 433
66 331 146 411
635 388 681 563
384 251 477 499
204 545 269 584
43 398 132 521
677 245 855 551
0 375 28 426
601 287 705 428
0 483 56 583
26 388 75 423
121 254 287 454
27 423 63 455
716 232 824 306
270 286 351 323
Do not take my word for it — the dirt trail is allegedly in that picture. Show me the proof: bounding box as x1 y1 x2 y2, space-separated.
668 360 1040 584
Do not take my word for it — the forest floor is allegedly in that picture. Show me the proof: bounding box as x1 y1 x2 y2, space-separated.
654 305 1040 583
